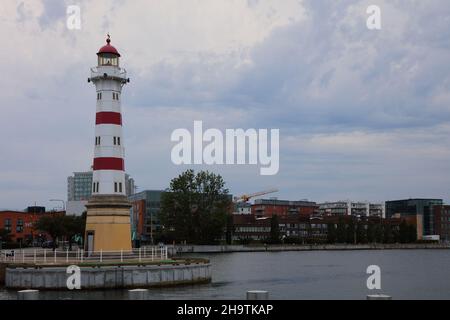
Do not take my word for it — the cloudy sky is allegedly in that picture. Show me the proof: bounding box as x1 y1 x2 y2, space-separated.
1 0 450 210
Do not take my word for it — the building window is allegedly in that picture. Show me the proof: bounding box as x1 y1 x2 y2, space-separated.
119 182 123 193
4 219 12 232
16 219 24 233
113 137 121 146
114 182 118 193
95 136 101 146
93 182 99 193
112 92 120 100
97 92 102 100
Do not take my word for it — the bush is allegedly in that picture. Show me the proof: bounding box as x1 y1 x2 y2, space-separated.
283 236 302 244
2 242 27 249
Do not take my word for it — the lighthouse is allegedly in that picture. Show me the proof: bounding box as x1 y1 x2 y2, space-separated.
84 35 132 253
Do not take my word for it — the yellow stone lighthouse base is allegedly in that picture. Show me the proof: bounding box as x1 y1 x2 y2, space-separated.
85 195 132 252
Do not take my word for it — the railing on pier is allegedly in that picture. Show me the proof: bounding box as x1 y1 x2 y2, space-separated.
0 246 168 265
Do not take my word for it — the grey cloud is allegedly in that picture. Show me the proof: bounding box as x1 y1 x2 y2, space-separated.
2 0 450 208
38 0 67 29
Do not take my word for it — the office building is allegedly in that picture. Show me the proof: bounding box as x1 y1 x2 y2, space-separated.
385 198 443 239
129 190 165 245
66 171 135 216
433 205 450 242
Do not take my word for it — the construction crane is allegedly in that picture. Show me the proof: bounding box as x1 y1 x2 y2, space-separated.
234 189 279 203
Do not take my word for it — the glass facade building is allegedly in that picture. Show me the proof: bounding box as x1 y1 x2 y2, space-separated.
385 199 443 236
129 190 165 244
67 171 135 201
67 172 93 201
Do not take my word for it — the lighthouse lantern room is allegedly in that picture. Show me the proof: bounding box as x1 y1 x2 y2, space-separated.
84 35 132 254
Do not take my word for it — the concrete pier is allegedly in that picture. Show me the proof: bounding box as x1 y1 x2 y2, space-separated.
247 290 269 300
367 294 392 300
5 262 211 290
17 290 39 300
128 289 148 300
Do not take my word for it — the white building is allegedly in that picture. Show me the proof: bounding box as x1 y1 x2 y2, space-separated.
319 201 384 218
234 202 252 215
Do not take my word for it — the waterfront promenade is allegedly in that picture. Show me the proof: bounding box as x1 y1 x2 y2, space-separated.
168 243 450 255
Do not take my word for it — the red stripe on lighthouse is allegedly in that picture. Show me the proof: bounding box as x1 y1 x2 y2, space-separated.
96 112 122 125
93 157 125 171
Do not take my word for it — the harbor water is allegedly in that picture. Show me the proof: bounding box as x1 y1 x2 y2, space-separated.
1 249 449 300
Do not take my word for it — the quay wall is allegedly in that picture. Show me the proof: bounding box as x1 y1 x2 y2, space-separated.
4 263 211 290
167 243 450 255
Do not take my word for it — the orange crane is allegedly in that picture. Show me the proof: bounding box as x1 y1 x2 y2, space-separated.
234 189 279 203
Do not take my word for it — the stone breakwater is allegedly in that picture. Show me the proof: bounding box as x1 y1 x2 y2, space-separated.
3 261 211 290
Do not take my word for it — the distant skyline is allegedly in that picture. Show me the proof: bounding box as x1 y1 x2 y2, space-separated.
1 0 450 210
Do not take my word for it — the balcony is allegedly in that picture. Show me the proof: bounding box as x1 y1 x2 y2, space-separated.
90 66 128 84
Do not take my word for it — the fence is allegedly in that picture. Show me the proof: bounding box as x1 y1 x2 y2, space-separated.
0 246 168 265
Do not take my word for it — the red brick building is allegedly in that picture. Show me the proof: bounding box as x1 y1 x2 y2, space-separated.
232 214 320 242
0 208 64 245
434 205 450 242
251 199 319 218
131 199 146 239
231 214 407 244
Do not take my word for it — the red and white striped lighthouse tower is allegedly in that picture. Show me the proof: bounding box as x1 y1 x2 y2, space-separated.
85 35 132 253
91 35 128 196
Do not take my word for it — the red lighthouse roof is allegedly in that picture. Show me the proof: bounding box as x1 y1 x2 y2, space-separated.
97 35 121 57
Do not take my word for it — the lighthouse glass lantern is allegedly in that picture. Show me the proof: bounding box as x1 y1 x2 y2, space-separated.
97 36 120 66
98 53 119 66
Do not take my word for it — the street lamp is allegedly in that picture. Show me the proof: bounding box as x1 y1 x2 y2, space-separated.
50 199 66 211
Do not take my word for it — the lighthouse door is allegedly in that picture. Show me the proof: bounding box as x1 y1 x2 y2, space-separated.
86 231 95 256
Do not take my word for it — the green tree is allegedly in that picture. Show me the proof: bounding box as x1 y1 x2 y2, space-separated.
367 223 375 243
336 218 347 243
159 170 232 244
356 222 367 244
383 224 394 244
0 228 12 247
34 215 66 250
399 220 409 243
346 218 356 244
327 223 337 244
407 225 417 243
63 215 86 251
374 223 383 243
225 214 233 245
270 214 281 244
